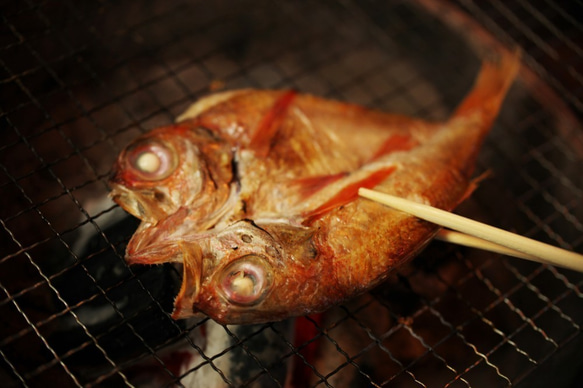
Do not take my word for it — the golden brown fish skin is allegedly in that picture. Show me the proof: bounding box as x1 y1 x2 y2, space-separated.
110 50 520 324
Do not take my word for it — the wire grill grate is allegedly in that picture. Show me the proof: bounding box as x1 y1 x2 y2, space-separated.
1 0 583 387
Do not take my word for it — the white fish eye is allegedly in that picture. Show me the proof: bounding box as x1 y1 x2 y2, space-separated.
127 141 176 180
220 255 271 306
135 151 161 173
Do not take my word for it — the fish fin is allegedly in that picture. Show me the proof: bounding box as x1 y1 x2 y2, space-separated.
452 49 520 123
249 90 297 157
303 166 397 223
172 242 202 320
125 207 192 265
289 314 323 387
176 90 252 122
458 170 492 204
370 134 418 161
292 172 349 199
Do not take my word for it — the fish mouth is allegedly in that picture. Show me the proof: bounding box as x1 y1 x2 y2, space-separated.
109 184 148 221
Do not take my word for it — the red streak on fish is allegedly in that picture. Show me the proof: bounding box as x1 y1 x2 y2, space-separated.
249 90 297 157
370 134 418 161
303 166 397 223
293 172 348 200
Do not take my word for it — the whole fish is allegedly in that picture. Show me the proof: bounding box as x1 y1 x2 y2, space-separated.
109 50 519 324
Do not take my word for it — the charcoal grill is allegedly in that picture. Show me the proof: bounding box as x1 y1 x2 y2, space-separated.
1 0 582 387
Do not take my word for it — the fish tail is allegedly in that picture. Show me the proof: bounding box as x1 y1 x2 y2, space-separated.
451 49 521 125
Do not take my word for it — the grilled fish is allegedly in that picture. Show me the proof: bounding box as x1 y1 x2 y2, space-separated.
109 50 519 324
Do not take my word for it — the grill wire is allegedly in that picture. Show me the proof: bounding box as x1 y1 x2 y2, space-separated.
1 0 582 387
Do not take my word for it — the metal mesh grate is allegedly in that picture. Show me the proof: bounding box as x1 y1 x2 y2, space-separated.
1 0 582 387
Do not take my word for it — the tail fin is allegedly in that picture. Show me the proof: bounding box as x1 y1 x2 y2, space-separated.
452 49 521 125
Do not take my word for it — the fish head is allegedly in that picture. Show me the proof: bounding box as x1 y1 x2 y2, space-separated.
109 124 234 225
172 220 324 324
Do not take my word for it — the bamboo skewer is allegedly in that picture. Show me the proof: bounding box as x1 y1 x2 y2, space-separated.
358 188 583 272
435 229 540 261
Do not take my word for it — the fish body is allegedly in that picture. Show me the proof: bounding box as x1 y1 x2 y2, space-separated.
109 51 519 324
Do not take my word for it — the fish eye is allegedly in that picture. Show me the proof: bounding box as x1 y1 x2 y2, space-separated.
126 141 176 180
219 255 271 306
